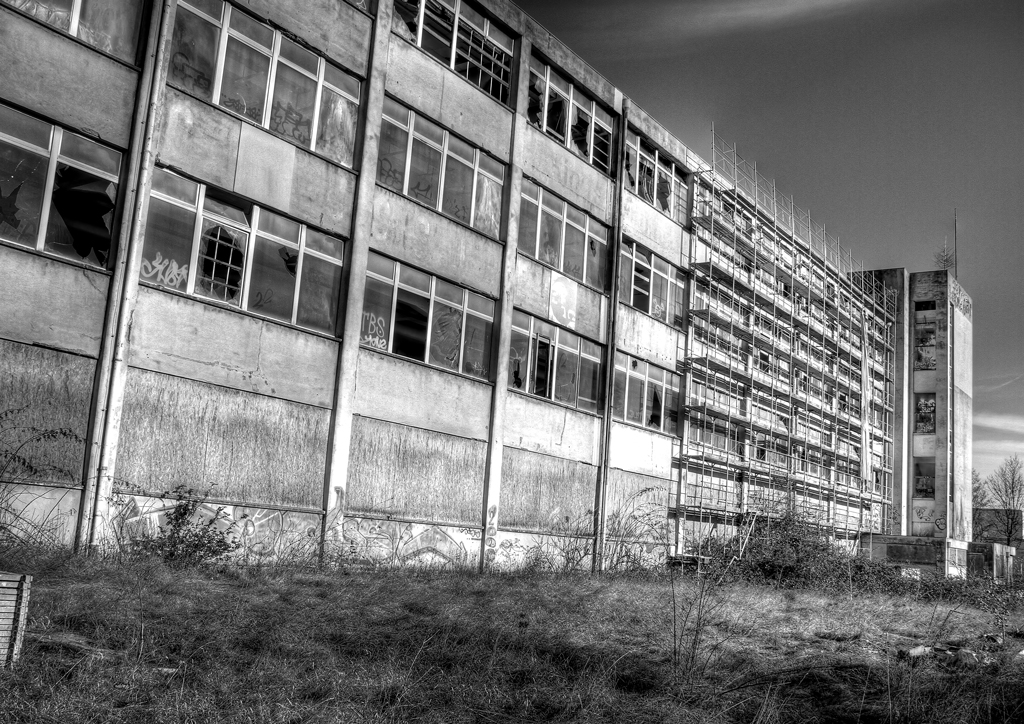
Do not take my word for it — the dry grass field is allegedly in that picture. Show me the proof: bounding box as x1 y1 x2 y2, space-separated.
2 546 1023 724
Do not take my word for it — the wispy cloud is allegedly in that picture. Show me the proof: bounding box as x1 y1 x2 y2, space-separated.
974 413 1024 437
975 373 1024 395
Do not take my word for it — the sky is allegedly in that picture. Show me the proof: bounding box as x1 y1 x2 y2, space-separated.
514 0 1024 480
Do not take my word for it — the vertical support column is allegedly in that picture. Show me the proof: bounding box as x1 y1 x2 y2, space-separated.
592 95 629 573
79 0 177 550
321 0 395 551
477 38 531 571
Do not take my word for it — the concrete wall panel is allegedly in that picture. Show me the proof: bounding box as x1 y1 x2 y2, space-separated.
521 126 613 222
371 190 503 297
499 446 598 534
0 339 93 487
512 256 606 342
513 255 551 319
608 423 675 480
353 351 492 440
502 393 601 465
118 368 330 509
616 306 680 371
128 287 338 408
341 513 482 567
605 468 670 545
622 192 686 267
386 39 513 161
158 90 356 235
0 484 81 546
158 88 241 190
522 18 616 109
0 7 136 147
347 416 486 527
241 0 372 76
913 434 937 458
0 245 109 357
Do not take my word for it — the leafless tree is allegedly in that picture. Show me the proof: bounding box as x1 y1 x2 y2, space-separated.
933 241 956 270
987 455 1024 547
972 468 994 541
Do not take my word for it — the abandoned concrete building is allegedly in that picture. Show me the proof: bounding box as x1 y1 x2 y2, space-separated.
0 0 976 574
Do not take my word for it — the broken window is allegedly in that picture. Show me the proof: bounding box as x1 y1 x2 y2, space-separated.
377 99 505 239
528 55 615 175
612 353 681 435
361 252 494 380
624 130 691 225
396 0 513 105
509 311 604 412
141 168 344 333
516 179 610 292
0 103 121 268
913 459 935 498
914 394 936 434
168 0 361 167
620 240 687 329
3 0 143 62
913 322 936 370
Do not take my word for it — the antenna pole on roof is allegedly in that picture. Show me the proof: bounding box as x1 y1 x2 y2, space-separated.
953 208 958 278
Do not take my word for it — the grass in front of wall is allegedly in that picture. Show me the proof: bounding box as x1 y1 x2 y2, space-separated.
1 547 1023 724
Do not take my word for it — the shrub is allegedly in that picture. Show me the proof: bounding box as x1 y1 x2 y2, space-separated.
133 485 245 567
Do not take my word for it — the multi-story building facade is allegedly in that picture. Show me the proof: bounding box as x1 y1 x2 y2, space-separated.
0 0 972 571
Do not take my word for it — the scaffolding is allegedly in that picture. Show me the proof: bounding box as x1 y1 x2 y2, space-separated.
677 132 898 546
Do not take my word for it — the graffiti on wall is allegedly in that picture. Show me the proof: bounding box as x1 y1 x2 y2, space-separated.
336 517 481 568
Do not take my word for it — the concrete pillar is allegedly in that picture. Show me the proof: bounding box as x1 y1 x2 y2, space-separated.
321 0 395 550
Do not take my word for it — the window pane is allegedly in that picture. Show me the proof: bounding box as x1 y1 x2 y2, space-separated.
545 90 567 142
527 72 544 127
139 196 195 290
467 293 493 317
43 164 117 266
257 209 300 242
220 37 271 123
377 120 409 193
440 155 473 224
279 36 319 76
626 374 644 424
296 255 342 334
554 347 579 405
656 164 672 213
645 380 663 430
531 334 552 397
324 64 360 99
586 233 607 291
361 275 394 350
625 144 637 192
632 262 651 313
0 104 51 148
7 0 72 31
509 326 530 390
399 264 430 291
195 219 247 304
472 172 502 238
78 0 143 62
538 210 561 267
408 139 442 207
313 89 358 166
152 168 197 204
454 23 512 105
612 368 626 420
228 8 273 48
638 154 655 203
429 300 462 371
592 124 612 173
422 0 455 65
570 105 591 158
562 223 586 282
463 312 492 380
0 140 48 247
393 0 420 41
305 228 344 259
516 196 538 256
367 251 395 279
578 356 601 413
168 8 219 101
269 63 317 148
393 287 430 361
651 272 669 322
248 236 297 323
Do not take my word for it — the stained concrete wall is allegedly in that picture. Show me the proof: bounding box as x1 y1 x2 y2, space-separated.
157 89 357 237
0 6 137 148
513 256 606 342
